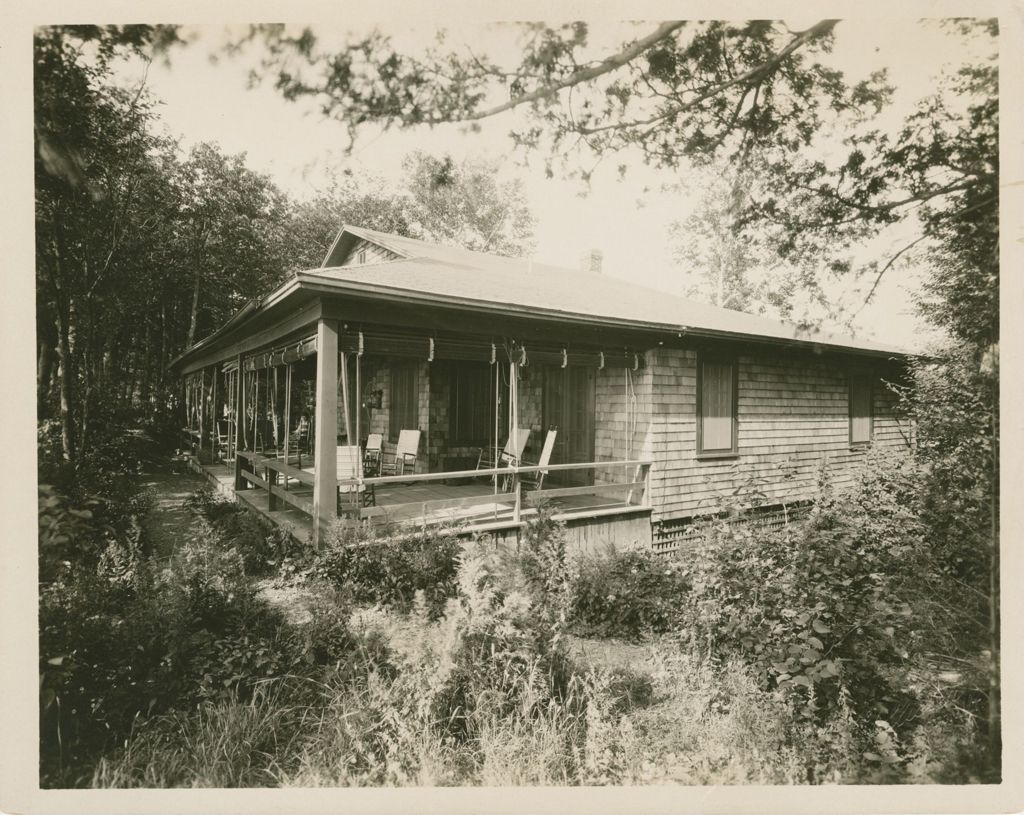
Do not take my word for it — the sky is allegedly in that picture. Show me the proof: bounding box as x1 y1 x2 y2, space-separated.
115 18 989 351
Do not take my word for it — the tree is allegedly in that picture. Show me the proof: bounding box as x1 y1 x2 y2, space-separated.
238 20 995 320
668 163 823 322
35 27 173 460
35 26 297 462
284 151 536 272
174 143 294 347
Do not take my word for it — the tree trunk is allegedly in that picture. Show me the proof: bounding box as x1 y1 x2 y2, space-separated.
186 273 201 349
37 338 55 419
987 370 1000 771
54 303 75 464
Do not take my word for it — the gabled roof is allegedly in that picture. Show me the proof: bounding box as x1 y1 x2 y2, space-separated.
308 224 909 357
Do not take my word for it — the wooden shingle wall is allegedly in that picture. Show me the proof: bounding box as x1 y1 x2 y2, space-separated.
337 238 402 266
641 347 910 523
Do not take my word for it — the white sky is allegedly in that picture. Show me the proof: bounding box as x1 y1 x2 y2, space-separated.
119 19 989 351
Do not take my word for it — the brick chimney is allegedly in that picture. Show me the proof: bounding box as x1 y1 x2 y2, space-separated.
578 248 603 274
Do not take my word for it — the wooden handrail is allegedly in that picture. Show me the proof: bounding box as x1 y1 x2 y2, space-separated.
352 458 653 487
236 449 652 488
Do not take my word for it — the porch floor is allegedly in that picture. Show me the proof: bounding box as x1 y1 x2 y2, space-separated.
192 460 643 543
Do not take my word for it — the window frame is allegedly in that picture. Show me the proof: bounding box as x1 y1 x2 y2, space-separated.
848 371 874 448
695 352 740 459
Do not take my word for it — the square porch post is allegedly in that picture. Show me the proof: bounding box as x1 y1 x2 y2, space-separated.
312 318 339 547
233 354 245 489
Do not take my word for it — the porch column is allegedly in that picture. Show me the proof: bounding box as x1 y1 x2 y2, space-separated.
210 367 218 461
233 354 245 489
312 318 339 547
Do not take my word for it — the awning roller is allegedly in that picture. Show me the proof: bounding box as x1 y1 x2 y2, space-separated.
337 328 645 369
244 335 317 371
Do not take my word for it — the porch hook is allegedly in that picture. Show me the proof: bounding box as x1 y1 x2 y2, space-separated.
490 342 496 365
561 348 567 369
632 353 639 371
357 330 364 356
428 337 435 362
598 351 605 370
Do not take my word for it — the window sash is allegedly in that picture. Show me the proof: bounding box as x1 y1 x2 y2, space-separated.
698 356 737 455
849 374 873 445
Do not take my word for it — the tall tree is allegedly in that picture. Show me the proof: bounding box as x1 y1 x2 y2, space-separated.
35 27 173 460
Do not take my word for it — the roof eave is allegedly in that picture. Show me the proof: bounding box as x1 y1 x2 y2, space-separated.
168 276 304 372
294 273 911 360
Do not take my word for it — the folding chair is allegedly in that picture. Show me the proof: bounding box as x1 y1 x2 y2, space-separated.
477 428 532 491
215 420 231 461
336 445 376 516
521 428 558 492
477 428 532 470
363 433 384 477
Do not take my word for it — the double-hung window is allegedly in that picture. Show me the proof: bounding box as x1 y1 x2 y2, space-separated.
697 354 738 457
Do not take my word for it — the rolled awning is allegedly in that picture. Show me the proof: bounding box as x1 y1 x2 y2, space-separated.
337 327 645 369
243 335 318 371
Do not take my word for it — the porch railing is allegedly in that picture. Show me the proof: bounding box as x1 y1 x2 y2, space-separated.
233 451 652 531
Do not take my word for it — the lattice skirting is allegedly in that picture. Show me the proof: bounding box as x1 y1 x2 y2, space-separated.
651 500 814 556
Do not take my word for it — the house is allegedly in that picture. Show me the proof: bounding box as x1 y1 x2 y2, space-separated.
171 224 912 551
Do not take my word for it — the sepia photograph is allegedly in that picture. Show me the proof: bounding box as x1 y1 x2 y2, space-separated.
4 3 1018 810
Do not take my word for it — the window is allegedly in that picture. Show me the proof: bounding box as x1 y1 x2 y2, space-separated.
849 372 873 446
389 364 418 442
697 354 738 457
449 363 493 446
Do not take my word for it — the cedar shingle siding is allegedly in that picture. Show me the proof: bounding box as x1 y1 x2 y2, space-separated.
636 347 907 523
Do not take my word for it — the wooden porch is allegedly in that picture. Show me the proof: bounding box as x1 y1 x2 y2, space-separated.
192 455 653 545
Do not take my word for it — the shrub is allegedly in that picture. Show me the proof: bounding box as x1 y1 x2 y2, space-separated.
682 450 928 767
569 545 690 641
314 522 461 617
184 488 304 575
39 508 385 787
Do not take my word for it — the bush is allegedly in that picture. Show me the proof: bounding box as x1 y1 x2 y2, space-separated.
314 521 461 617
681 451 928 771
185 488 304 575
39 507 386 787
569 545 690 641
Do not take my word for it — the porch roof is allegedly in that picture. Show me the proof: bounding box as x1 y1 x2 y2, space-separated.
172 225 910 373
307 225 908 357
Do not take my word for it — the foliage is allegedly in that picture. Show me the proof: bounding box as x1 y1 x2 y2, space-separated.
184 488 303 575
238 20 996 326
569 545 689 642
313 521 462 618
285 151 536 271
687 454 924 727
675 447 1004 779
38 500 385 787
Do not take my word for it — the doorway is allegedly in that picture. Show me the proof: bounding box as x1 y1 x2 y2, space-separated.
542 365 596 486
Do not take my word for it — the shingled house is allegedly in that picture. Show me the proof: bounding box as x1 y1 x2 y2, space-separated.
172 225 911 551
